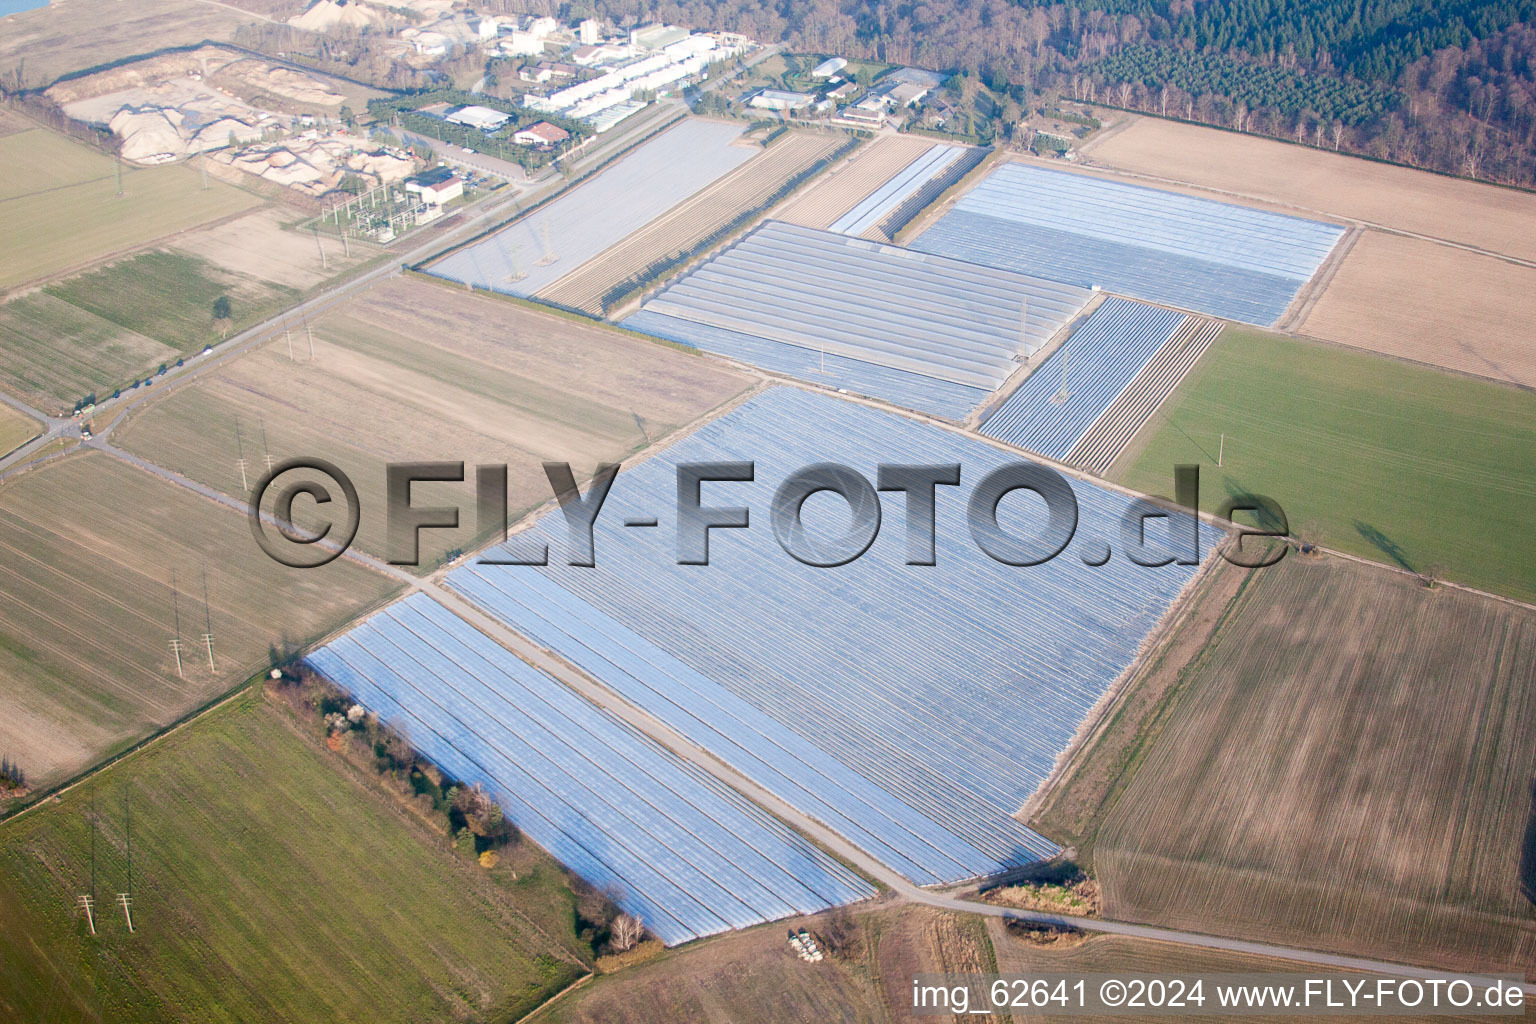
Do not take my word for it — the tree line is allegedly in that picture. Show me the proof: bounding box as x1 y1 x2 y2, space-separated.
541 0 1536 185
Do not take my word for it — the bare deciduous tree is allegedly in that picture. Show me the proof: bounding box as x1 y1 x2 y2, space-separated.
610 913 646 952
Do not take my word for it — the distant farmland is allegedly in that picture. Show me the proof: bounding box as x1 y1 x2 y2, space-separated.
0 452 399 791
114 276 750 568
428 118 756 298
0 695 592 1024
1084 114 1536 264
1300 230 1536 389
1112 327 1536 603
1046 554 1536 974
0 126 258 291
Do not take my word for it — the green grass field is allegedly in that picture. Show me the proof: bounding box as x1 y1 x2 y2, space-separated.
1114 328 1536 602
47 249 301 352
0 249 300 412
0 695 591 1024
0 128 259 291
0 293 177 410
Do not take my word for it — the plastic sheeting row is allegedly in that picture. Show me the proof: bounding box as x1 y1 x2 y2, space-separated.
625 220 1091 417
980 297 1187 459
429 119 754 297
308 593 875 945
910 163 1345 325
446 387 1216 885
828 143 967 236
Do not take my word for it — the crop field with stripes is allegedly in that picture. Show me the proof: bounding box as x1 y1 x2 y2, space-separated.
429 119 757 298
1045 553 1536 974
537 130 849 316
114 276 749 569
910 162 1345 325
826 142 977 240
350 386 1219 933
776 134 937 230
625 221 1092 419
980 297 1222 471
0 452 399 793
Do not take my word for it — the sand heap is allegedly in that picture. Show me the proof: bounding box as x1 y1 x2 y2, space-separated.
288 0 390 32
219 132 416 196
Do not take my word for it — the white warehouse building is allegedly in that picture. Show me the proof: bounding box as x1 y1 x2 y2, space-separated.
749 89 816 111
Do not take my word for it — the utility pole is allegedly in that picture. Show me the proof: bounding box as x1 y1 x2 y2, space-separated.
201 571 216 672
313 227 327 270
117 797 134 932
116 893 134 933
260 419 274 474
78 894 96 935
1218 433 1224 468
234 415 249 492
79 798 98 934
304 318 315 360
284 320 294 361
169 571 184 677
113 157 123 197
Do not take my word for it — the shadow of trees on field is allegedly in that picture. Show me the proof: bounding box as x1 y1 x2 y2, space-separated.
1353 520 1416 574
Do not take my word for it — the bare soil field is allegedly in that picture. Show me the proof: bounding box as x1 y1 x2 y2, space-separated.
1084 115 1536 261
776 134 936 230
0 451 400 792
0 126 259 291
1058 554 1536 975
174 205 375 290
875 908 996 1024
0 405 40 457
539 130 847 316
987 924 1509 1024
1299 230 1536 387
0 0 263 87
537 912 888 1023
114 276 750 568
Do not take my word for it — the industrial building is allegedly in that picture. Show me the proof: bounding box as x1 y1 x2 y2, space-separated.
404 166 464 205
811 56 848 78
748 88 816 111
513 121 570 148
444 104 511 131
